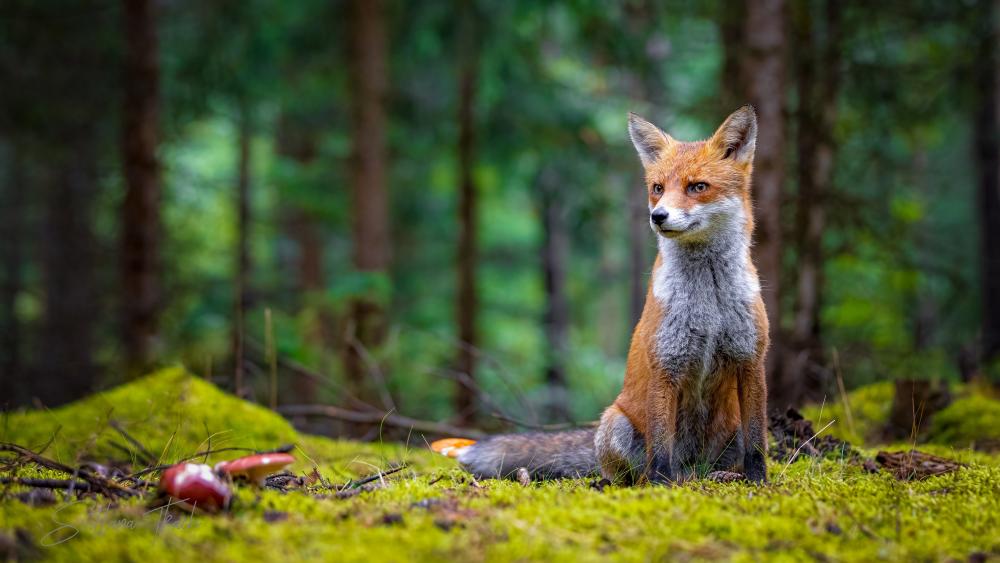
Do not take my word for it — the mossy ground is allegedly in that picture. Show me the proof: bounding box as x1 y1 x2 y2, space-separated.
2 370 999 562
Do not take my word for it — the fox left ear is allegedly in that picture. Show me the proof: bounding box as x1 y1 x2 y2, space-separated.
711 105 757 164
628 113 674 167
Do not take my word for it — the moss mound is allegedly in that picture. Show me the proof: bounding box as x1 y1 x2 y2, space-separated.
1 367 298 465
929 394 1000 450
0 367 446 478
801 382 894 445
2 373 999 561
803 381 1000 450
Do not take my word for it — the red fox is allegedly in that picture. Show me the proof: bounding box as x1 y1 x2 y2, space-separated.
433 106 769 484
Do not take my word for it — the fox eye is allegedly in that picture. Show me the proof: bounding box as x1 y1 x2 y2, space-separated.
651 183 664 195
687 182 708 194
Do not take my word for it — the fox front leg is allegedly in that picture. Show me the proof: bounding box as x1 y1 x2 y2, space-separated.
737 362 768 484
645 377 679 485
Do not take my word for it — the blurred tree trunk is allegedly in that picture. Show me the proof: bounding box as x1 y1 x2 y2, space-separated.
38 140 98 405
232 106 252 397
740 0 789 406
540 166 570 422
0 145 24 405
454 0 480 425
345 0 390 401
975 0 1000 377
719 1 746 111
121 0 162 377
275 115 327 403
788 0 840 404
884 379 950 441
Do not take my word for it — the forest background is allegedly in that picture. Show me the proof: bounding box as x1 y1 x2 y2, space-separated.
2 0 999 436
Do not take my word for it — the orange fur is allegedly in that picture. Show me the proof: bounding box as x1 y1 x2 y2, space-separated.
612 106 770 483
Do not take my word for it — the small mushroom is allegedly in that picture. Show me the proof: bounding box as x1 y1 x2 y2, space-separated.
216 453 295 486
159 463 231 513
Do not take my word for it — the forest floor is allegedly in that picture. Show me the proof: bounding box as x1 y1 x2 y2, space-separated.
1 369 999 562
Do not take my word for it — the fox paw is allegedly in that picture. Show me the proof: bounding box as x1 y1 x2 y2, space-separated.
743 450 768 484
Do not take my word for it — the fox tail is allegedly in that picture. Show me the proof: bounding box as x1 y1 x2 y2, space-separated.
430 429 598 480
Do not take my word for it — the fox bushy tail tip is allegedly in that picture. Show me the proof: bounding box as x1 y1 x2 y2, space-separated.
430 437 477 458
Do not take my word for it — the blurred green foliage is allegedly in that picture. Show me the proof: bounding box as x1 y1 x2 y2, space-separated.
0 1 991 422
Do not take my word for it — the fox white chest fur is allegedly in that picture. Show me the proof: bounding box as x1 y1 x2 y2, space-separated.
651 197 760 382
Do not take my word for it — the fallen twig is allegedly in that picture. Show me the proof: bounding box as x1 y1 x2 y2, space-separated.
244 339 377 413
110 421 156 466
277 405 487 440
0 443 139 498
1 477 92 492
342 463 408 490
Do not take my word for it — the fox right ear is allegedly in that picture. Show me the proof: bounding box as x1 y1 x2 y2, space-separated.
628 113 673 167
711 105 757 164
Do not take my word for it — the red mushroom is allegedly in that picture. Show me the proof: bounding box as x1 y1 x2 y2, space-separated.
216 453 295 486
159 463 231 513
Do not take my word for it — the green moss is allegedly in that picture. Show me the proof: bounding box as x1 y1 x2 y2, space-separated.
3 457 999 562
1 367 296 465
929 395 1000 449
801 382 894 445
0 367 449 476
3 372 1000 561
803 381 1000 451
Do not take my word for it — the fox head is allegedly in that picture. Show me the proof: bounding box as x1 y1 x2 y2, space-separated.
628 106 757 245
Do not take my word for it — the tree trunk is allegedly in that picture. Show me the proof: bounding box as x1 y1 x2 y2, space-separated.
788 0 840 404
0 144 24 405
121 0 161 377
232 107 252 397
884 379 951 441
274 115 327 403
38 140 98 406
976 0 1000 376
345 0 391 401
540 166 570 422
454 0 480 426
719 1 746 111
741 0 789 405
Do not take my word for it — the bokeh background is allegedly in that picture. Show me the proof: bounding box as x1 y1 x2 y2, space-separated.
1 0 998 436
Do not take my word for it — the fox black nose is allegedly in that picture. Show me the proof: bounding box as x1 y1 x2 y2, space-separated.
650 209 669 226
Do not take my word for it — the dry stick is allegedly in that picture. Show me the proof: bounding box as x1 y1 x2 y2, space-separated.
108 441 146 465
431 366 591 432
244 338 377 413
491 412 594 432
415 326 538 423
110 420 156 465
277 404 488 440
831 348 856 439
341 463 408 490
346 332 397 412
777 419 837 481
202 422 213 464
0 443 138 497
257 346 573 436
1 477 93 492
255 325 557 433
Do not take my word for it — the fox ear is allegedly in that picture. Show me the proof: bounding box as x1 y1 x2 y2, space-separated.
711 105 757 164
628 113 673 166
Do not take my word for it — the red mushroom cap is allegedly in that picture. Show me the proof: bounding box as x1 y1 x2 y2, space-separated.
159 463 231 513
216 453 295 486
